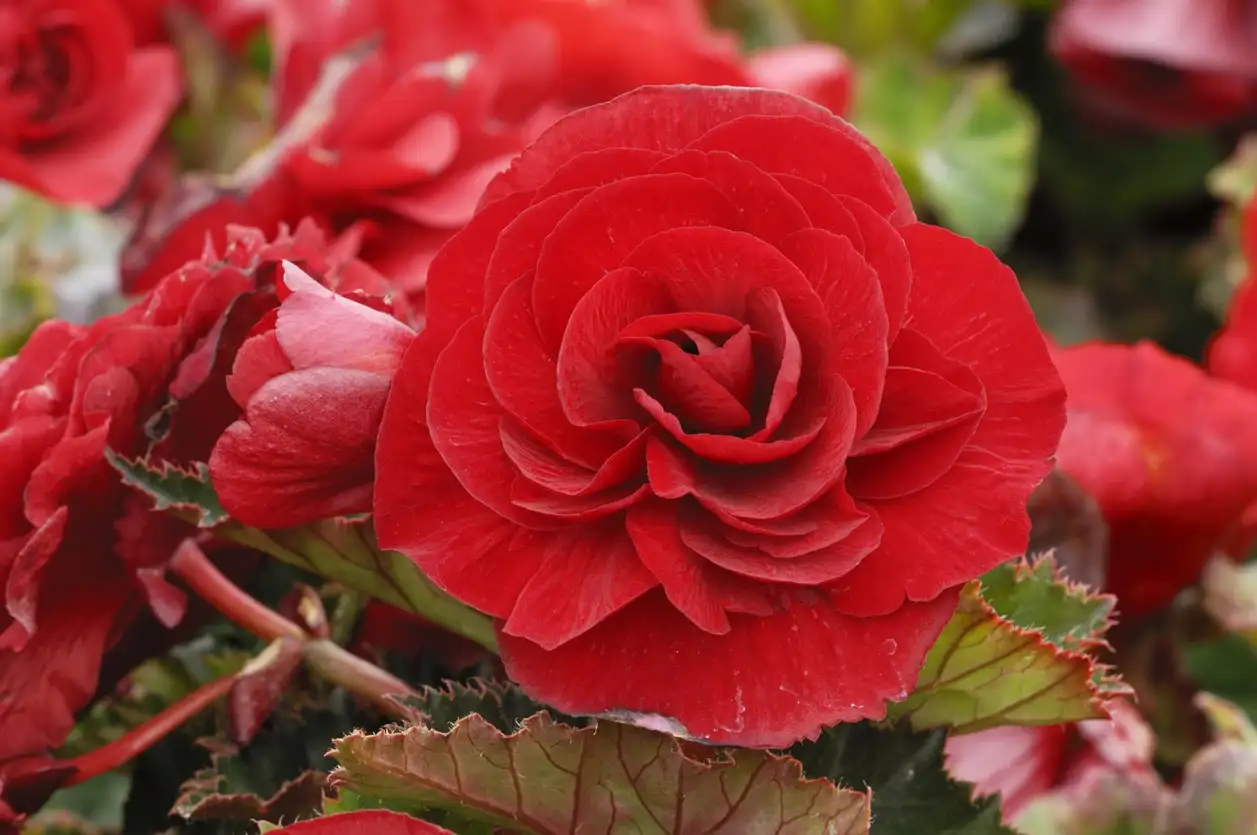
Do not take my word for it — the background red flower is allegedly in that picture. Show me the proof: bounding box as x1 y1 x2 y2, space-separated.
374 85 1065 747
1050 0 1257 130
0 0 182 207
0 223 374 768
117 0 855 303
1053 341 1257 617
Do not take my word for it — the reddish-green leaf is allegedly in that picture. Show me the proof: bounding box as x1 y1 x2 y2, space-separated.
331 713 870 835
889 557 1125 733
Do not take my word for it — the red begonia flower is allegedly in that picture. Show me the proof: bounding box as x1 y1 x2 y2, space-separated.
1054 341 1257 617
0 0 182 207
1049 0 1257 131
0 222 371 768
374 85 1066 747
946 700 1154 821
211 262 416 528
118 0 854 304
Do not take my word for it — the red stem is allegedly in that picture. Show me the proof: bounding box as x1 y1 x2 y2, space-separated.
171 540 305 641
63 675 235 786
171 538 415 716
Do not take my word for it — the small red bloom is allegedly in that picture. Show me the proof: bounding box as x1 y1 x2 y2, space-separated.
211 262 416 528
0 0 182 207
374 85 1066 747
1054 341 1257 617
0 223 365 768
1050 0 1257 131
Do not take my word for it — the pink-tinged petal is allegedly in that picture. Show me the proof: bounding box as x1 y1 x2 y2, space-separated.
1 48 182 207
746 44 855 117
275 264 414 373
530 148 668 202
945 726 1067 820
226 329 293 407
210 368 391 528
1055 341 1257 617
483 190 588 311
900 224 1066 474
685 114 901 219
422 191 533 346
375 340 546 619
556 266 673 427
1209 274 1257 391
642 376 853 518
427 319 555 529
650 150 810 244
626 500 773 635
832 459 1036 616
498 587 957 747
483 85 886 205
680 501 880 586
532 173 740 350
501 524 657 648
779 228 888 437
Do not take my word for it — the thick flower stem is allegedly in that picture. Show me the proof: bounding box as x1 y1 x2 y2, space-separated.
171 540 305 642
63 675 236 786
171 540 416 719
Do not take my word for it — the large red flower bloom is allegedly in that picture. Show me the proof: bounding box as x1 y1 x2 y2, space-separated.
0 0 182 206
1054 341 1257 617
1049 0 1257 130
374 85 1066 747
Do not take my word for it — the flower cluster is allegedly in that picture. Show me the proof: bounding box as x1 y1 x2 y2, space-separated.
8 0 1257 832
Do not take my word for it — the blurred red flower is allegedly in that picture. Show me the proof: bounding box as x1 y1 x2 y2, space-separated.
374 85 1065 747
1050 0 1257 131
0 0 182 207
1054 341 1257 617
947 700 1155 822
118 0 854 302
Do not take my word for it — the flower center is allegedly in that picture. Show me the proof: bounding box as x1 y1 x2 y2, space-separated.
0 14 97 145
